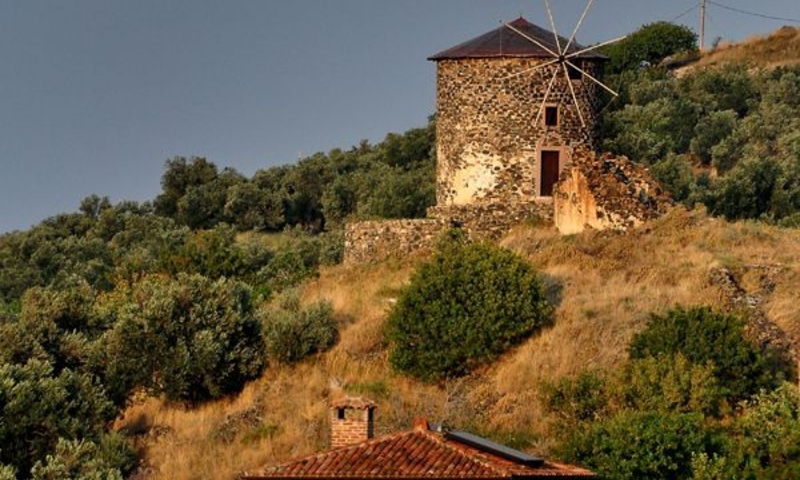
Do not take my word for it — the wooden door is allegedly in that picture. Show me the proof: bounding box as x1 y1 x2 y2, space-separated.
540 150 560 197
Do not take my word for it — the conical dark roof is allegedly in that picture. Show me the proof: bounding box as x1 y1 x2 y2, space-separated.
428 17 607 61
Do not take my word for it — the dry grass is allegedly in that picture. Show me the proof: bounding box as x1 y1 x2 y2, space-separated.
686 26 800 70
126 207 800 479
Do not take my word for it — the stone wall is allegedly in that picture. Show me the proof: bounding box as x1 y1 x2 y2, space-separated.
344 201 551 264
434 58 603 206
428 201 551 239
344 219 447 265
553 151 674 234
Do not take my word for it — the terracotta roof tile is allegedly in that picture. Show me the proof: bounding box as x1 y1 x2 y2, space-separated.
428 17 607 61
241 427 595 479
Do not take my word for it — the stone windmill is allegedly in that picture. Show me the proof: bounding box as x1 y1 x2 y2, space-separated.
428 0 623 209
344 1 671 264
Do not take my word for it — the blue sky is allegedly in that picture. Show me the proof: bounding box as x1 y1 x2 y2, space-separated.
1 0 798 233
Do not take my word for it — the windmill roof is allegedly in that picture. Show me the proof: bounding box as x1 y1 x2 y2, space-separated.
241 420 596 479
428 17 608 61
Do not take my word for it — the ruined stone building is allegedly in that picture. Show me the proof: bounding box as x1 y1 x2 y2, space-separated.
344 17 670 263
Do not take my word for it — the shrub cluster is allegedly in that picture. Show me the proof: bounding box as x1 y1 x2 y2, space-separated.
602 62 800 223
629 306 792 402
386 234 553 382
262 293 338 364
545 306 797 480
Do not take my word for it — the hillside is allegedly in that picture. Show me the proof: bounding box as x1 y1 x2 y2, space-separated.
685 25 800 70
4 22 800 480
122 208 800 480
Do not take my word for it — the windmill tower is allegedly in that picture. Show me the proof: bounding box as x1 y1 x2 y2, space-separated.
428 0 622 209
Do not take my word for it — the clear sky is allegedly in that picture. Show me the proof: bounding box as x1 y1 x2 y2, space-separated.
1 0 798 233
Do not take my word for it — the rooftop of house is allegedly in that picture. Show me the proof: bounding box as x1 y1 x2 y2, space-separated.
428 17 607 61
241 418 596 479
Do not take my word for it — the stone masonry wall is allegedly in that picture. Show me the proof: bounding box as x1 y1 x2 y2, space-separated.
553 151 674 234
344 56 610 264
428 201 552 239
344 201 551 264
435 57 603 206
344 219 447 265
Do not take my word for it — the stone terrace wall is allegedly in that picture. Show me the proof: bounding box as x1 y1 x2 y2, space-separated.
435 58 603 206
344 219 447 265
344 201 551 264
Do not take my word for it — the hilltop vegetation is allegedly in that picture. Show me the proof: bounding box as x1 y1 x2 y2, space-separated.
1 21 800 480
0 125 435 479
598 24 800 227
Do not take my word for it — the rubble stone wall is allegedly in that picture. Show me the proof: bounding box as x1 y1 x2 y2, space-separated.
344 201 551 264
553 151 674 234
344 219 447 265
434 57 603 206
428 201 552 238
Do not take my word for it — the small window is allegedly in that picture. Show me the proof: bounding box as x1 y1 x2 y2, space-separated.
567 63 583 80
544 106 558 127
337 408 345 420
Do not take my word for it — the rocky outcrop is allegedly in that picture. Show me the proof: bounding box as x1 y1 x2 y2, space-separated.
709 266 796 365
553 151 673 234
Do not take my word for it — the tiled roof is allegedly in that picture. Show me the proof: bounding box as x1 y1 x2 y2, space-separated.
428 17 607 61
241 422 595 479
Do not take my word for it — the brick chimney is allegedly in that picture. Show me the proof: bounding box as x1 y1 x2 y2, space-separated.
330 396 376 449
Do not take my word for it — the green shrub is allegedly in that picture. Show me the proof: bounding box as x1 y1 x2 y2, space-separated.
30 438 125 480
708 157 781 220
561 411 721 480
689 383 800 480
541 371 610 427
262 294 338 364
603 97 698 163
650 154 695 203
629 306 793 402
0 360 115 477
620 354 724 417
99 273 266 404
386 235 553 382
690 110 739 166
600 21 697 74
0 466 15 480
724 383 800 479
777 212 800 228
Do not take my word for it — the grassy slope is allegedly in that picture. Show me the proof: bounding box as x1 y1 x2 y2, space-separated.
121 207 800 480
687 26 800 70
